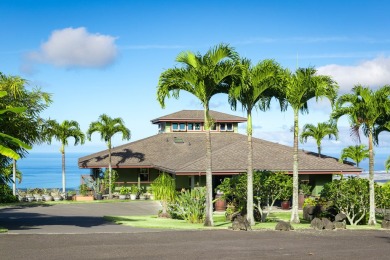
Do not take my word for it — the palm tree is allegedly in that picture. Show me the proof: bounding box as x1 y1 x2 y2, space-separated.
157 43 241 226
87 114 131 199
386 156 390 173
44 120 85 193
281 67 338 223
332 84 390 225
300 121 339 157
339 144 369 168
229 58 283 226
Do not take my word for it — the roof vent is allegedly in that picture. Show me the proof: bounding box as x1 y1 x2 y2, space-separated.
173 137 184 144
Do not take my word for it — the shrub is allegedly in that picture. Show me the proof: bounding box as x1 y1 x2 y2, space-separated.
0 184 18 203
168 187 206 223
375 181 390 217
151 172 176 217
119 186 130 195
320 176 369 225
302 197 317 208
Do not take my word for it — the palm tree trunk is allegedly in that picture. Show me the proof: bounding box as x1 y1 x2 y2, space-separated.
246 112 255 226
204 106 214 227
368 132 376 225
62 150 66 194
290 109 300 223
318 145 321 157
12 159 16 195
108 145 113 199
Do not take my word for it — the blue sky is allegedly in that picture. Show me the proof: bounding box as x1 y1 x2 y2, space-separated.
1 0 390 170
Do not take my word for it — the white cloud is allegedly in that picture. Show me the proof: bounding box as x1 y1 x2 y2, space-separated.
317 56 390 92
27 27 117 69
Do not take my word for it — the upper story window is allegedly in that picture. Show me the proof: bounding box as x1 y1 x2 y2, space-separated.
172 123 186 131
220 123 233 132
187 122 202 131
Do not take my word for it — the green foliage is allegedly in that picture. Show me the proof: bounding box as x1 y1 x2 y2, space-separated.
0 184 18 203
339 144 369 168
302 197 317 208
168 187 206 223
320 177 370 225
216 170 292 221
119 186 131 195
79 184 89 196
300 121 338 156
299 183 312 196
375 182 390 216
0 73 51 162
130 184 140 195
103 169 118 193
151 173 176 216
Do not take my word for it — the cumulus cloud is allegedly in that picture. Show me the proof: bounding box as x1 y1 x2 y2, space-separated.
317 56 390 93
27 27 117 69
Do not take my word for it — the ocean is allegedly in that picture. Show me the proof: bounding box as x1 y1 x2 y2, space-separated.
11 152 390 191
16 152 91 190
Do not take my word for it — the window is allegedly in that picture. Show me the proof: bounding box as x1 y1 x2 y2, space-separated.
140 168 149 181
220 123 233 132
172 123 186 131
188 122 202 131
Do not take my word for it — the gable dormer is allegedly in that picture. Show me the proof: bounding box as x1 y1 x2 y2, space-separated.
151 110 247 133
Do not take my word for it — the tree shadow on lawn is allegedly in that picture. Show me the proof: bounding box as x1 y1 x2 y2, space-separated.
0 211 116 232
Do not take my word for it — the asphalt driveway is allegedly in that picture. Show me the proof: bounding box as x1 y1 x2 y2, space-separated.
0 201 162 234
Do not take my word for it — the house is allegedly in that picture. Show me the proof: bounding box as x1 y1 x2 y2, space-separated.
78 110 361 196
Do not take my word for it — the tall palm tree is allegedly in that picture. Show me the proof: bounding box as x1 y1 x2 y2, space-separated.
229 58 283 226
339 144 369 168
386 156 390 173
300 121 339 157
332 84 390 225
157 43 241 226
44 120 85 193
281 67 338 223
87 114 131 199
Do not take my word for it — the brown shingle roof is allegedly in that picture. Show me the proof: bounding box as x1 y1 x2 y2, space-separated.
150 110 247 124
78 132 361 175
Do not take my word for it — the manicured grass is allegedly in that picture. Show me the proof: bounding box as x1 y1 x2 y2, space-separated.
106 211 384 231
0 226 8 233
104 214 232 230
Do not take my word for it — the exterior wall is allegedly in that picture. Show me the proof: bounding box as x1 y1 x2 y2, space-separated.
233 123 239 133
311 174 332 196
164 122 171 133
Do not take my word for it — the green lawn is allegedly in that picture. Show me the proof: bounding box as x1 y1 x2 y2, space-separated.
106 211 384 230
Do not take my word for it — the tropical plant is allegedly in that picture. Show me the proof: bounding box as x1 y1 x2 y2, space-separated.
79 184 89 196
280 67 338 223
102 168 118 195
43 119 85 193
320 176 371 225
119 186 130 195
385 156 390 173
300 121 339 157
157 43 241 226
0 91 31 160
217 170 292 222
168 187 206 223
339 144 369 168
151 173 176 218
87 114 131 199
0 73 51 193
332 84 390 225
228 58 283 226
375 181 390 217
0 162 22 184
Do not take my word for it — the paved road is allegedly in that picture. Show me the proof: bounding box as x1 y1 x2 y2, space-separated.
1 229 390 259
0 201 161 234
1 202 390 259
